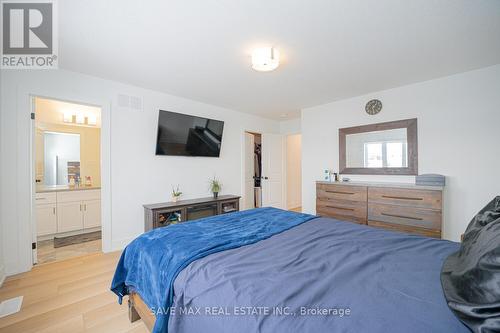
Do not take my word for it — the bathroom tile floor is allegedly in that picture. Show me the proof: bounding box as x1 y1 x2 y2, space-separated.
37 239 102 265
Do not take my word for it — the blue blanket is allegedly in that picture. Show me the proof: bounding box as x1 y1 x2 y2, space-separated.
110 207 316 333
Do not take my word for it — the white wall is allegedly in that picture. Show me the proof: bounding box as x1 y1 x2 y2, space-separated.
286 134 302 209
279 118 301 135
0 69 279 276
301 65 500 241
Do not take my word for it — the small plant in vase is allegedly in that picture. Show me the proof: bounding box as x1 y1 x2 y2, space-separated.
171 185 182 202
209 177 222 199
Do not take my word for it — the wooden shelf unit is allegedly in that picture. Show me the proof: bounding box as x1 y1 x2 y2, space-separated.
144 195 240 231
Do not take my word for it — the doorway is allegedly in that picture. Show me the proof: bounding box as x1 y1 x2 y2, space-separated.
33 97 103 264
244 132 262 209
243 131 285 210
286 134 302 212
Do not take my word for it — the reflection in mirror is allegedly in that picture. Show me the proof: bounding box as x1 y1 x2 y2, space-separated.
43 132 81 186
346 128 408 168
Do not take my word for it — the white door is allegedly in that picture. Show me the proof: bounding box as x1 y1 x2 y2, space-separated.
57 201 83 233
83 200 101 229
36 203 57 236
244 133 255 210
261 133 285 209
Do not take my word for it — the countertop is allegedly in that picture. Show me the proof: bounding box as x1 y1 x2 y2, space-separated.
316 180 444 191
36 185 101 193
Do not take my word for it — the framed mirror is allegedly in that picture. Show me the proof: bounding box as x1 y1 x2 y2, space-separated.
339 118 418 175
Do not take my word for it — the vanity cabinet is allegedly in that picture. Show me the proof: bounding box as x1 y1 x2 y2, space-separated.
57 201 83 233
36 204 57 236
83 200 101 229
56 189 101 233
35 188 101 237
35 193 57 236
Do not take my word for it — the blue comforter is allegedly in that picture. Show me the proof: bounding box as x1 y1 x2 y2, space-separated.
168 216 469 333
110 207 316 332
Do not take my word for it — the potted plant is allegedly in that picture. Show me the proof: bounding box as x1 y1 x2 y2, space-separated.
172 185 182 202
209 177 221 198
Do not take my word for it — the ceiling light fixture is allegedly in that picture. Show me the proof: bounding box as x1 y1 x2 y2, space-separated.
252 47 280 72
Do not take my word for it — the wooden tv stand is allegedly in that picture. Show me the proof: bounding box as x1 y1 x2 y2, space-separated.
143 195 240 231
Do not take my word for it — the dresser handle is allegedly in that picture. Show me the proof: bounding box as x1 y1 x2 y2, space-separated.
381 212 423 221
381 195 423 201
326 205 354 211
325 190 355 195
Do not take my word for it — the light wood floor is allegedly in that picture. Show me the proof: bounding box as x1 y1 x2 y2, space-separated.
0 251 147 333
289 206 302 212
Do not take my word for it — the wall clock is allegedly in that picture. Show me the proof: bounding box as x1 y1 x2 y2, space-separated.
365 99 382 115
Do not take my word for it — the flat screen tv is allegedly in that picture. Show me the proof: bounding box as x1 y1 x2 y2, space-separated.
155 110 224 157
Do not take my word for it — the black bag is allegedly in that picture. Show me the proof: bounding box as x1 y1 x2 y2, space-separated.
441 196 500 333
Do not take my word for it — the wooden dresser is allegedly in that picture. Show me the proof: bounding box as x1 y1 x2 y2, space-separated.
316 181 443 238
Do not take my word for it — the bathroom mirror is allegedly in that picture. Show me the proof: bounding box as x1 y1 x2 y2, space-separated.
339 118 418 175
43 132 81 185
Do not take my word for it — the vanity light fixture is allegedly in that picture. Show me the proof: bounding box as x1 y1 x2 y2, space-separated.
252 47 280 72
63 111 73 123
63 111 97 126
75 113 85 124
87 114 97 126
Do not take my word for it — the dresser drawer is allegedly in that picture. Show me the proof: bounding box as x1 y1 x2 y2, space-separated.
317 199 367 224
367 220 441 238
317 184 367 203
368 203 441 230
368 187 442 210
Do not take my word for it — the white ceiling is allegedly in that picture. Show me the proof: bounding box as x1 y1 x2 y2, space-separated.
59 0 500 119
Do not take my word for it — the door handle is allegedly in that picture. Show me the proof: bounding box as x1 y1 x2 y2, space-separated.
381 212 423 221
53 207 56 215
263 176 269 180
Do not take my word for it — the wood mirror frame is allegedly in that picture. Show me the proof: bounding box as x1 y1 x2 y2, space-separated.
339 118 418 175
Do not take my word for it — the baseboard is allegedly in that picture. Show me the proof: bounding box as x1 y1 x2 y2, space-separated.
0 264 6 287
111 237 135 252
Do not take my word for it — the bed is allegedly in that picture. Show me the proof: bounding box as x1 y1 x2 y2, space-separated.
111 207 471 333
